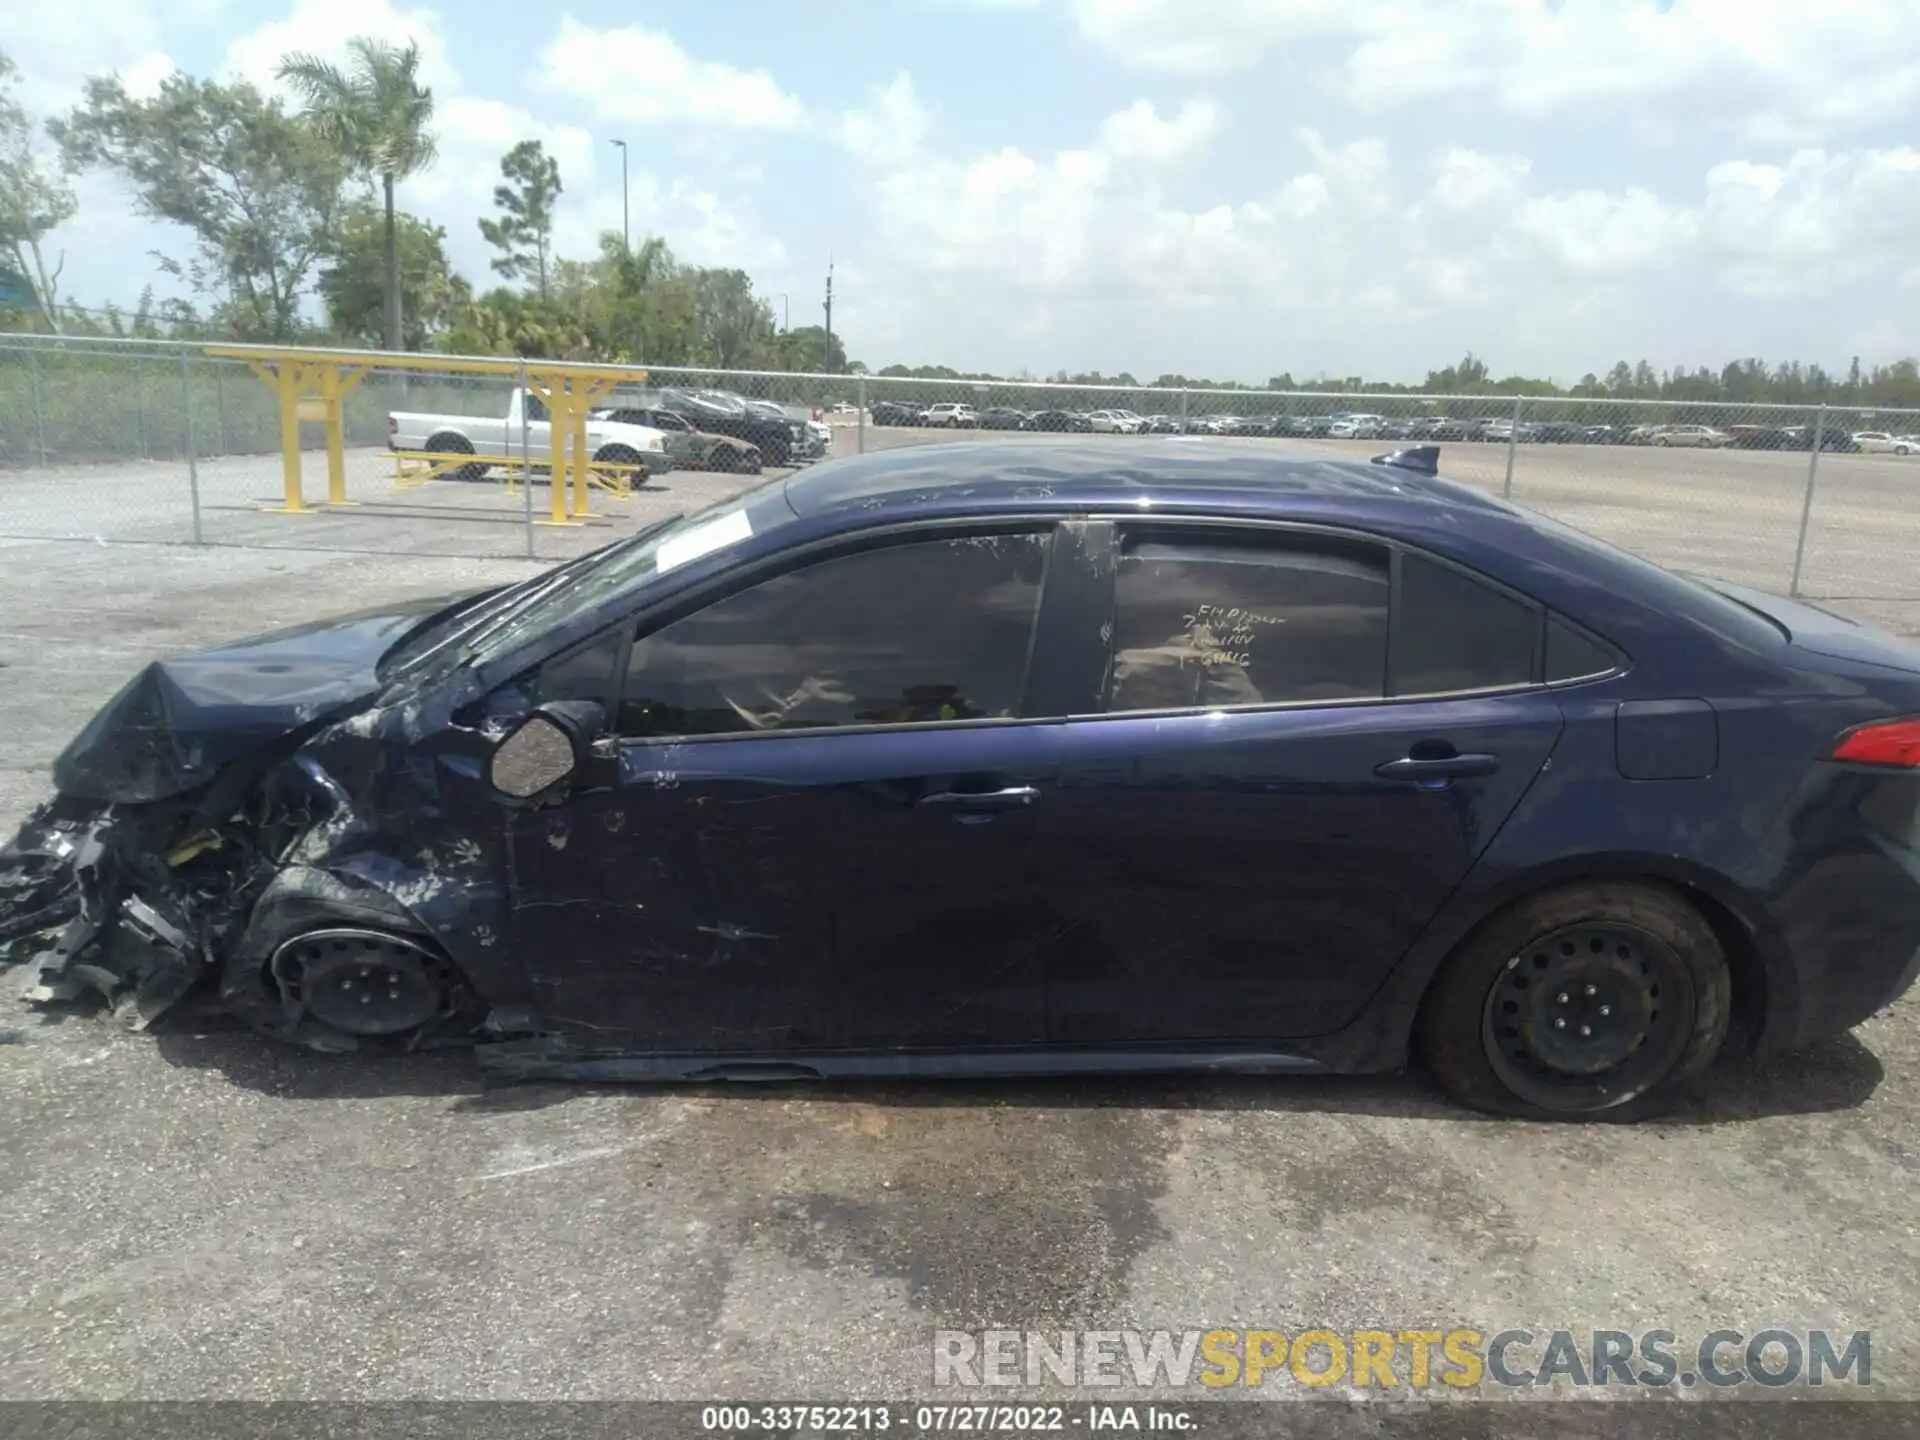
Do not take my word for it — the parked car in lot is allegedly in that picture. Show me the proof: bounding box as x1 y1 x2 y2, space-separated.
1328 413 1387 440
1142 415 1183 434
925 403 980 429
1380 417 1436 441
593 405 762 473
1182 415 1227 435
1027 409 1094 433
976 407 1031 431
1086 409 1147 434
739 399 823 462
1854 432 1920 455
14 438 1920 1124
870 400 928 427
649 388 797 466
1478 418 1539 443
1220 416 1274 437
1282 415 1342 438
1529 421 1589 445
387 388 673 482
1653 424 1732 448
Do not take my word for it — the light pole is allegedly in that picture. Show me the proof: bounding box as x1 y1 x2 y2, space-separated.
777 293 790 331
610 139 630 253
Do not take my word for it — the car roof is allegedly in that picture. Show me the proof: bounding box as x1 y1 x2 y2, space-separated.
780 439 1519 521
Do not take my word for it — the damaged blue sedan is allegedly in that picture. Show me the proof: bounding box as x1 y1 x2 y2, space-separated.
5 440 1920 1120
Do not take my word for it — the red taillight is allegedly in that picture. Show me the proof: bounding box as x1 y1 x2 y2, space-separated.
1832 718 1920 767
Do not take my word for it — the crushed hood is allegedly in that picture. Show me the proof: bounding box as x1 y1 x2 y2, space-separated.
52 595 472 803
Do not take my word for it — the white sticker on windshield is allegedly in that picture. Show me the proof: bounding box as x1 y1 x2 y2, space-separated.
655 507 754 575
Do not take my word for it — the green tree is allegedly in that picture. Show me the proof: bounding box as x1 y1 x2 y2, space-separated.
769 324 846 373
0 51 75 332
278 37 437 351
54 72 346 341
478 139 562 299
688 266 777 368
319 200 467 348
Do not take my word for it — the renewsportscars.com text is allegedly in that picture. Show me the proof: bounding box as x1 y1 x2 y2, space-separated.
932 1328 1871 1391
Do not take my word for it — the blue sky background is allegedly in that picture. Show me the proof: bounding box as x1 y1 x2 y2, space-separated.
4 0 1919 383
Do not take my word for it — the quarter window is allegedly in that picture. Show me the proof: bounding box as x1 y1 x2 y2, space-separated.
615 532 1048 738
1105 532 1390 711
1544 614 1617 683
1388 552 1539 695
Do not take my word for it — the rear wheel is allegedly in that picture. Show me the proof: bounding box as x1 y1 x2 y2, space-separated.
424 432 487 482
595 444 645 486
1416 882 1730 1121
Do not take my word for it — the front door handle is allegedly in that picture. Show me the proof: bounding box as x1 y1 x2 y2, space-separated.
1374 753 1501 781
917 786 1041 812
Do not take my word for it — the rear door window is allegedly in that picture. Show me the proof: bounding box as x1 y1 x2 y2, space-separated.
1104 530 1390 711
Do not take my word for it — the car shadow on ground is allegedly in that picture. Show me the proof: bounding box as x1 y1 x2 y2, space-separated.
146 1005 1885 1126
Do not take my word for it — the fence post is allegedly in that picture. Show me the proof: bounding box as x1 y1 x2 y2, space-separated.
1500 394 1524 499
1788 403 1826 599
181 349 204 545
214 364 229 456
856 374 868 455
27 341 48 466
1180 386 1190 430
136 366 151 460
520 360 535 561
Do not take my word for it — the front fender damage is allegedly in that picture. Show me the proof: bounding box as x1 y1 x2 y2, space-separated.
0 741 493 1050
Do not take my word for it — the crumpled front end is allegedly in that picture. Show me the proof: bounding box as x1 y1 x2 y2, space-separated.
0 720 502 1050
0 784 300 1031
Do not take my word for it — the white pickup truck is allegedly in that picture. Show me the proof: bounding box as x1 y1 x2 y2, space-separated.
386 388 674 482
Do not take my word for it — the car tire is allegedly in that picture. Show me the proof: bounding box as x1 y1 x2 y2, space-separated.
1898 445 1915 457
595 444 646 486
425 432 487 482
1415 881 1731 1122
762 432 792 466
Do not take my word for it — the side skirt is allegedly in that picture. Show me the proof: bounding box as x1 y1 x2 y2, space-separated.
473 1041 1329 1084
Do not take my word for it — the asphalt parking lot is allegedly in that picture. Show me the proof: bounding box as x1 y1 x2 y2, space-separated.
2 438 1920 1405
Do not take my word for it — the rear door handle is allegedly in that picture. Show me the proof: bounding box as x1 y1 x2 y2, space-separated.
1374 753 1501 780
917 786 1042 812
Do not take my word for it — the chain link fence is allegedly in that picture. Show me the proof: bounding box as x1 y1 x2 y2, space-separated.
2 334 1918 600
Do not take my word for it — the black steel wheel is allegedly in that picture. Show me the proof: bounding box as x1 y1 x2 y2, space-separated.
1416 882 1731 1120
424 432 487 482
277 929 464 1040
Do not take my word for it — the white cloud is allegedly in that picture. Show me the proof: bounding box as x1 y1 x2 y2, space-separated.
1518 188 1696 276
1069 0 1920 143
221 0 457 96
838 73 933 166
0 0 169 111
536 17 806 131
1700 147 1920 296
1095 99 1220 163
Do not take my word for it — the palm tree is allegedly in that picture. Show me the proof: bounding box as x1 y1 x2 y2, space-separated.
279 38 437 352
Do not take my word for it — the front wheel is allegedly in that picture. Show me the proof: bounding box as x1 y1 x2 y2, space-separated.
424 432 488 482
1415 882 1730 1121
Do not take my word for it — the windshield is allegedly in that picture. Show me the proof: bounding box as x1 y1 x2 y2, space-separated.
387 476 796 680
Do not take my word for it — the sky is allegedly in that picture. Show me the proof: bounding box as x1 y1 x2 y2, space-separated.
4 0 1920 385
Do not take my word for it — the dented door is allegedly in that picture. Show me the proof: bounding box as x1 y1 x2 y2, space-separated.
505 723 1061 1053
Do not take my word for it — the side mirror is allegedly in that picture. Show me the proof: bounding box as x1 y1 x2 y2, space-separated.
488 701 605 805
